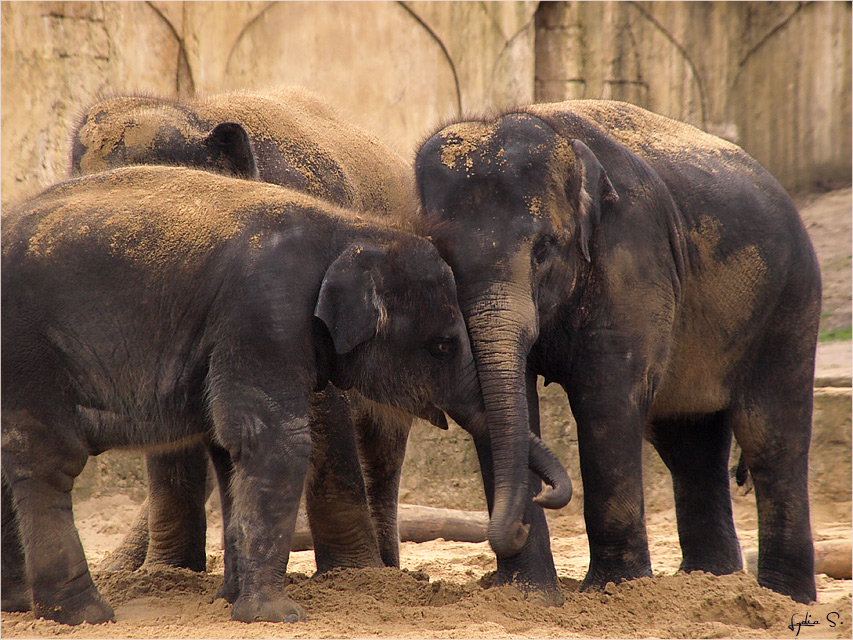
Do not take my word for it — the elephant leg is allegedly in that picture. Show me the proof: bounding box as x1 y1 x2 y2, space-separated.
207 440 239 603
354 398 413 568
2 410 113 625
649 413 742 575
98 496 151 571
730 336 816 604
142 442 210 571
101 440 216 572
306 388 382 573
2 471 31 612
225 419 311 623
569 381 652 590
471 370 562 605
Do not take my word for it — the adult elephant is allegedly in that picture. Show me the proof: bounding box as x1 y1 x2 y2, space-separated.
414 100 820 605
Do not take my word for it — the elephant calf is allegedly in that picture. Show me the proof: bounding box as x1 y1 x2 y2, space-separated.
1 165 492 624
415 100 820 605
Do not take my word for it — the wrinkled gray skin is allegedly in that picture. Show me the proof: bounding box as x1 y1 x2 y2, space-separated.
1 166 487 624
415 100 820 605
64 89 424 584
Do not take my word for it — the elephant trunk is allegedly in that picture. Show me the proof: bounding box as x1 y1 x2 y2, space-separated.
463 287 539 559
528 431 572 508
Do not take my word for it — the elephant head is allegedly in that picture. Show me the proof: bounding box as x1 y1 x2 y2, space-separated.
313 234 571 513
414 113 616 557
71 97 259 180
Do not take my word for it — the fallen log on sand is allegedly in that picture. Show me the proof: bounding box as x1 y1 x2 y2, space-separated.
291 504 488 551
745 540 852 580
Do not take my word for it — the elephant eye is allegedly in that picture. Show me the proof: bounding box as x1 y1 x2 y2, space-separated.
427 337 455 361
532 235 555 265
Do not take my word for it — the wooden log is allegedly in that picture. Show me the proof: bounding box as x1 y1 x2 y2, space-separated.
814 540 852 579
289 504 489 551
744 540 852 580
398 504 488 544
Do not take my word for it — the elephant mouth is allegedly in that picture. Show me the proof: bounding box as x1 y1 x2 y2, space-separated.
415 403 450 430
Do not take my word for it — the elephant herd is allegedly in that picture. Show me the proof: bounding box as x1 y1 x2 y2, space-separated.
1 87 821 625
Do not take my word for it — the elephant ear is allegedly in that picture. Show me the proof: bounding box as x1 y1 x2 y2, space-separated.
204 122 260 180
570 139 619 262
314 244 387 355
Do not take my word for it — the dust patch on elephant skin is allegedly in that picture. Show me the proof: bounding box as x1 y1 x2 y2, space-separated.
438 123 496 172
652 217 768 417
528 100 747 168
434 119 576 233
13 166 360 272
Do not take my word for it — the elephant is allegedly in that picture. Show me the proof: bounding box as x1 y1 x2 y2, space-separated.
1 165 571 624
414 100 820 605
65 88 420 581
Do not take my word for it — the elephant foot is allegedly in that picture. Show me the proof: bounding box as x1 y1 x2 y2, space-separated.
489 574 565 607
99 550 143 573
580 562 653 593
758 567 816 605
214 579 240 604
231 591 306 623
34 588 114 625
143 549 207 573
510 583 565 607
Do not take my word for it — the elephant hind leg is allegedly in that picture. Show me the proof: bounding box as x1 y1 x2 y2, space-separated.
2 472 31 612
2 410 114 624
730 375 816 603
649 412 742 576
730 306 818 603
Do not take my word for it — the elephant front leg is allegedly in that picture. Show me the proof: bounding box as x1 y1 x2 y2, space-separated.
472 369 562 605
354 399 413 568
217 410 312 623
571 398 652 590
306 388 382 573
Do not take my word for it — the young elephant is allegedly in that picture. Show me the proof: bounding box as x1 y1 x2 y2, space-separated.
67 88 419 580
415 100 820 605
1 165 551 624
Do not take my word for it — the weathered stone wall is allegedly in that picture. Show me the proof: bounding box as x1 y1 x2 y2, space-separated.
535 1 852 191
0 1 538 206
2 2 849 207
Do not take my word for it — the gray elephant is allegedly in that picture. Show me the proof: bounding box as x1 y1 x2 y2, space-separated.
414 100 820 605
1 165 570 624
66 88 420 581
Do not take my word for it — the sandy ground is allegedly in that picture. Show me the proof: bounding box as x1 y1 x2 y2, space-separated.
1 493 850 639
2 188 851 638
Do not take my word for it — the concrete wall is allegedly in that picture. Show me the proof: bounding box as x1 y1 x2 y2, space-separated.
2 2 849 208
535 1 852 191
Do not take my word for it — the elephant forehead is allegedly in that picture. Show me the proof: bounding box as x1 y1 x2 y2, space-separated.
77 103 201 173
435 117 561 175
